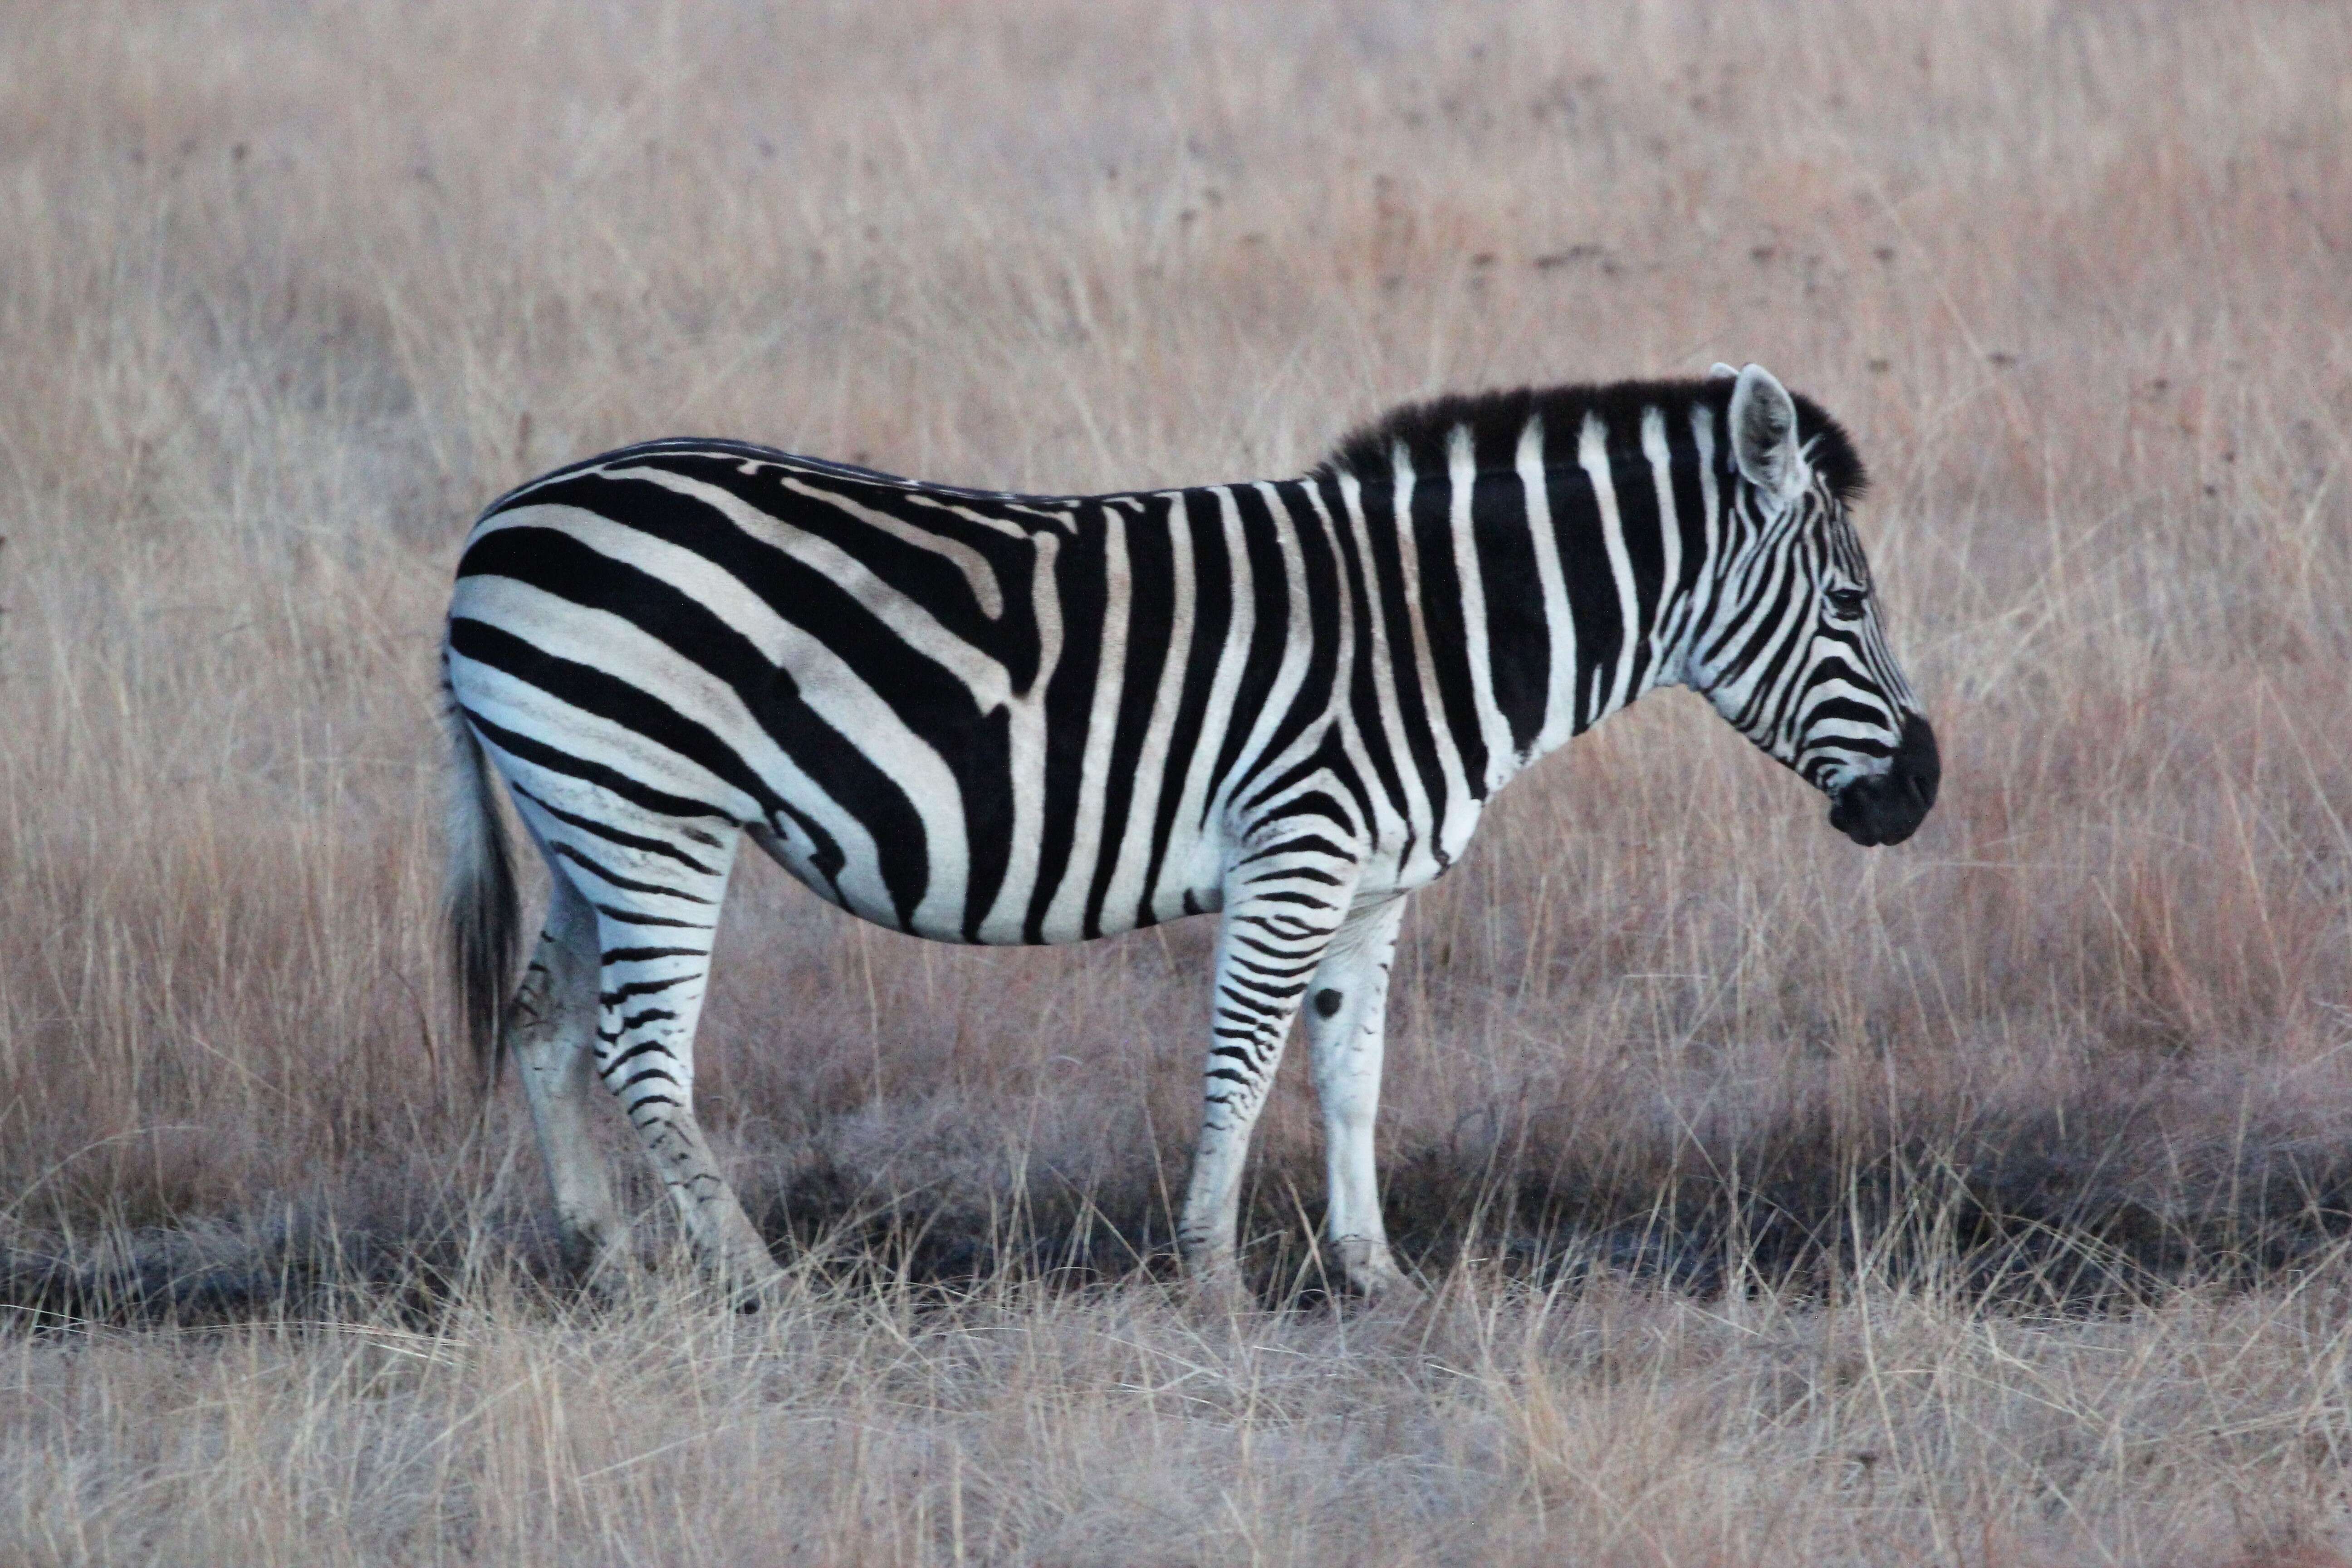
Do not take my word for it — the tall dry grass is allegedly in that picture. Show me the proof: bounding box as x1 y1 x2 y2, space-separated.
3 0 2351 1561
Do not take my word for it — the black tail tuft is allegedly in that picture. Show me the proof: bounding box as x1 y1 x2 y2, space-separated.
445 694 521 1091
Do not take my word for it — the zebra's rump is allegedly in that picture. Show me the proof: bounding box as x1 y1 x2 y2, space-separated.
445 441 1337 946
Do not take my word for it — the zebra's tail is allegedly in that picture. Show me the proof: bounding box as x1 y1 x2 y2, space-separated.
444 687 520 1091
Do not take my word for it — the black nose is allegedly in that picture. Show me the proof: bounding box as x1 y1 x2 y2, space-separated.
1828 714 1940 847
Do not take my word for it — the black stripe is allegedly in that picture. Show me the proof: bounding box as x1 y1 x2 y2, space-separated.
1404 446 1489 796
1317 475 1412 849
1664 407 1712 601
551 841 716 903
453 612 769 816
1202 486 1294 818
1351 476 1452 850
1604 421 1666 696
603 1038 674 1071
1228 484 1346 807
511 782 718 873
591 905 711 931
954 706 1016 943
1084 501 1175 938
1024 514 1107 943
1469 422 1549 757
1728 557 1811 735
458 705 727 827
1546 454 1624 734
1137 491 1233 927
605 452 1023 654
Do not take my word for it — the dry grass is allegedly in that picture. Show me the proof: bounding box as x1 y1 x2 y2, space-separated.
3 0 2351 1561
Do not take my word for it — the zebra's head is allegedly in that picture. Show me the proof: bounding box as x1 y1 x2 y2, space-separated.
1684 364 1939 847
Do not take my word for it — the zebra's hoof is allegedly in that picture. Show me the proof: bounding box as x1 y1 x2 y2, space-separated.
1342 1269 1424 1315
1331 1238 1418 1306
720 1263 790 1316
1353 1262 1419 1294
557 1227 637 1307
1180 1258 1254 1318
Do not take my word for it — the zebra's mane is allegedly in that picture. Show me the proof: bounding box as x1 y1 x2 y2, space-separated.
1316 377 1867 504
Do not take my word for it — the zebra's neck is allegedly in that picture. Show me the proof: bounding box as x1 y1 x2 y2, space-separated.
1318 394 1731 802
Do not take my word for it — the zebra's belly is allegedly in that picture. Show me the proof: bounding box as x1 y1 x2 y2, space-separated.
755 791 1456 946
764 828 1438 948
749 810 1231 947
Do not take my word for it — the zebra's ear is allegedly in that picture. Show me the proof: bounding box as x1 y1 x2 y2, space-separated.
1708 363 1739 381
1729 363 1802 502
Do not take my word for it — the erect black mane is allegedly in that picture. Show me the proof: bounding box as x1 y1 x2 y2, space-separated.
1315 376 1868 504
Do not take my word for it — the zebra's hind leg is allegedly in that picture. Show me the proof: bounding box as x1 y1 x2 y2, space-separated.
539 813 785 1298
1302 896 1415 1301
1177 842 1361 1298
507 852 631 1290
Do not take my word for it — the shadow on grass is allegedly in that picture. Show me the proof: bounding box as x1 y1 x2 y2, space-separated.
10 1105 2352 1329
756 1102 2352 1314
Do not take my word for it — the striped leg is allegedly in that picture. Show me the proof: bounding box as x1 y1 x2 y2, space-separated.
1177 831 1362 1290
1303 896 1413 1298
506 852 629 1284
521 803 784 1294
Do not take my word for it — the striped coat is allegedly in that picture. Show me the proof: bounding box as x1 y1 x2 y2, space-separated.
445 363 1937 1297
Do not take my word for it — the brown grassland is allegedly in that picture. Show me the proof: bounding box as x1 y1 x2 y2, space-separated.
5 1 2352 1562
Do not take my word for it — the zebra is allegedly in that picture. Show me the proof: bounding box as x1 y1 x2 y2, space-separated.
443 362 1938 1300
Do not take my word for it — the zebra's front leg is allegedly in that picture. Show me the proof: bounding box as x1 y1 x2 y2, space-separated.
1177 849 1360 1293
1303 895 1414 1300
508 860 631 1288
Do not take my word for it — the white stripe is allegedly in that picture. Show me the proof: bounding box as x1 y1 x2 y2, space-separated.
454 648 758 826
1688 404 1724 676
897 489 1051 544
1640 406 1683 688
1385 445 1474 861
1102 498 1196 926
1163 488 1258 902
1578 413 1642 720
997 501 1083 532
977 533 1062 940
1219 483 1317 815
772 473 1006 618
1446 426 1516 787
1293 480 1387 852
1333 470 1432 863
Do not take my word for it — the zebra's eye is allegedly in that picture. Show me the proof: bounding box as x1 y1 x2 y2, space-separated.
1824 586 1868 621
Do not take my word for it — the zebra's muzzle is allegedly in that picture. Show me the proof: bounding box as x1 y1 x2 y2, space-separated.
1828 714 1940 847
